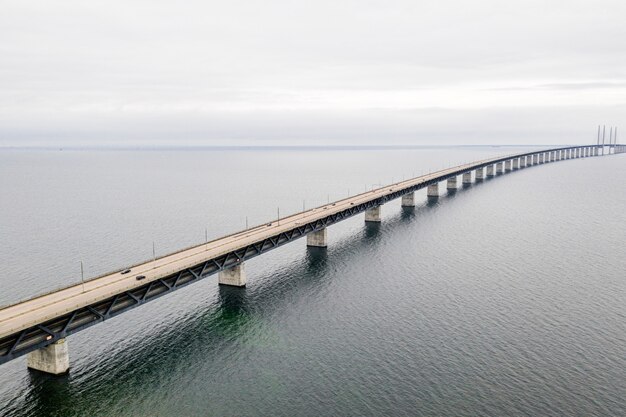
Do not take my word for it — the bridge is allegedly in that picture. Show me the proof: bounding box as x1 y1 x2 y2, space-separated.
1 144 623 374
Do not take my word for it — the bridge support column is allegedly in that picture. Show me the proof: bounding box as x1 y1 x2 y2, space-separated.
520 157 526 168
486 164 495 177
496 162 504 174
462 172 472 185
427 183 439 198
27 338 70 375
401 192 415 207
569 149 573 158
532 154 538 164
307 228 327 247
447 176 457 191
475 167 484 180
550 152 555 162
505 160 512 172
513 158 519 169
365 206 382 222
540 153 545 163
594 147 599 156
218 263 246 287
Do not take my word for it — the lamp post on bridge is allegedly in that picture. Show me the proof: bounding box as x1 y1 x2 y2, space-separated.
80 261 85 293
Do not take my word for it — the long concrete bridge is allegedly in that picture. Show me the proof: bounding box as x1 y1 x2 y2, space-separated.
1 144 623 374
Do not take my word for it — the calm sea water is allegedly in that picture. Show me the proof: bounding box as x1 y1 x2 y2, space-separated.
0 147 624 417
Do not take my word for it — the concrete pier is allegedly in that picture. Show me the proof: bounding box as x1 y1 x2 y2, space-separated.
475 167 484 180
505 160 512 171
427 183 439 198
540 153 545 163
513 158 519 169
496 162 504 174
365 206 382 222
462 172 472 185
447 176 457 191
401 192 415 207
520 157 526 168
532 154 538 164
27 339 70 375
307 228 327 247
218 263 246 287
486 164 495 177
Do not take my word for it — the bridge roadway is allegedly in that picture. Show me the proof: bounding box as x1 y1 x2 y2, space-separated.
0 144 622 373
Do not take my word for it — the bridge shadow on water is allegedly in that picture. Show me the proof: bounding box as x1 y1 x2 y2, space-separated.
12 173 507 417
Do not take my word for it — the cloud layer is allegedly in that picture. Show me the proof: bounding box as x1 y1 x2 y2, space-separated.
1 0 624 146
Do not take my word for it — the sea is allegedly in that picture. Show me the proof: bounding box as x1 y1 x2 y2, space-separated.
0 146 624 416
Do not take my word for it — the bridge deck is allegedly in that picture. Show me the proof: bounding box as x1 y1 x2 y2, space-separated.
0 145 610 362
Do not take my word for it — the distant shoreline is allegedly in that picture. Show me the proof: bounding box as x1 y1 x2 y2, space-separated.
0 144 561 152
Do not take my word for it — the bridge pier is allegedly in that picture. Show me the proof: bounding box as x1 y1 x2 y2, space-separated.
496 162 504 174
486 164 494 177
462 172 472 185
475 167 484 180
218 263 246 287
520 157 526 168
513 158 519 169
532 154 537 165
307 228 327 247
27 339 70 375
540 153 545 163
401 192 415 207
427 183 439 198
447 176 457 191
365 206 382 222
505 160 512 172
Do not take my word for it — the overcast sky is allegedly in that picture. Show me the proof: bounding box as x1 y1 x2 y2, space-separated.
1 0 624 147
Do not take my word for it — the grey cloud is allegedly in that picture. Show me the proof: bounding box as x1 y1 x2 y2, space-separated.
1 0 625 146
